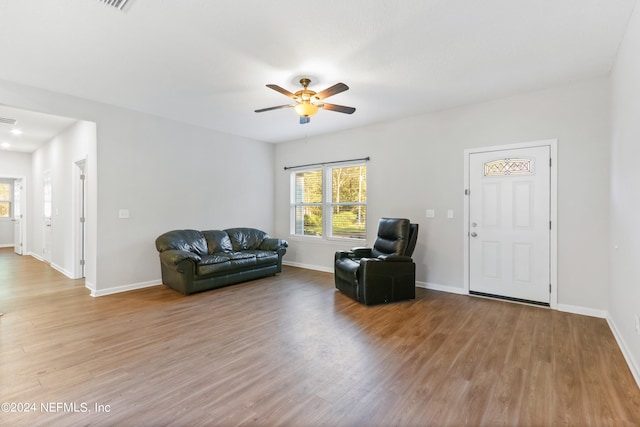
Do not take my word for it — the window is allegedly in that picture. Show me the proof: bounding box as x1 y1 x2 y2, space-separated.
291 164 367 239
484 158 533 176
0 181 12 218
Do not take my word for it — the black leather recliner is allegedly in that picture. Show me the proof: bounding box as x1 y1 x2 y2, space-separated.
334 218 419 305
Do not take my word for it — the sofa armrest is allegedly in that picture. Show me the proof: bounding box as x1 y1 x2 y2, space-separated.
259 238 289 251
160 250 201 270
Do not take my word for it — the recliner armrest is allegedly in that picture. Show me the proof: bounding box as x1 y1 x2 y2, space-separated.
351 247 373 258
335 247 373 261
376 254 413 262
160 250 201 269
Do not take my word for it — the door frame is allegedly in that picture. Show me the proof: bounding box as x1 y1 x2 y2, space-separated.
73 157 87 279
463 139 558 309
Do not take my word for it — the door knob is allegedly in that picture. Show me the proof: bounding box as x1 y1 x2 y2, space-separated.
470 232 477 237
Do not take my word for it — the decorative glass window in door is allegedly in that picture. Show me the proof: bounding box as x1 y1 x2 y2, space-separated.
484 158 533 176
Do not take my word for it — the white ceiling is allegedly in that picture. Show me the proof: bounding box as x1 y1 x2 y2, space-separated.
0 0 637 146
0 105 78 153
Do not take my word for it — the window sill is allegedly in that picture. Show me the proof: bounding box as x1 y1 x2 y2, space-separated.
288 235 366 246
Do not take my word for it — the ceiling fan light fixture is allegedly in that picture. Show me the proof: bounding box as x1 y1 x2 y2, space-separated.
256 77 353 123
294 102 319 117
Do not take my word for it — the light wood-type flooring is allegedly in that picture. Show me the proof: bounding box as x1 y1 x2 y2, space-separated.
1 247 639 426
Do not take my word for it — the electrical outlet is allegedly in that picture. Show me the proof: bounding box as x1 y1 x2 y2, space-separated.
635 314 640 335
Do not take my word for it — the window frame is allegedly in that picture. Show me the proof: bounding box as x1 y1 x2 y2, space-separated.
289 162 367 242
0 180 13 220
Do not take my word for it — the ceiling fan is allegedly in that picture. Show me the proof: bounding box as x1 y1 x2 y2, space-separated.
255 78 356 124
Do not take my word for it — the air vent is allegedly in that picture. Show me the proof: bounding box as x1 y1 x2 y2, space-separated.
97 0 133 11
0 116 17 126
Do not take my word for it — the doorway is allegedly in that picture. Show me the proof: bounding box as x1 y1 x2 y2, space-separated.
464 139 558 308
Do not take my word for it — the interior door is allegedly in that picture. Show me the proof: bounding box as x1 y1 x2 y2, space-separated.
43 171 52 264
469 146 550 304
13 179 23 255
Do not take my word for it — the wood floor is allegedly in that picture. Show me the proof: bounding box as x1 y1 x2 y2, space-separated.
1 248 639 426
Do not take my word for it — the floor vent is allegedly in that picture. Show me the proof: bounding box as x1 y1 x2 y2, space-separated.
96 0 133 12
0 116 17 126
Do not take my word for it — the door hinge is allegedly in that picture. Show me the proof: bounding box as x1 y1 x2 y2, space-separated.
80 259 85 266
549 283 552 293
80 174 86 181
550 158 552 167
549 220 552 230
80 217 86 223
465 189 469 195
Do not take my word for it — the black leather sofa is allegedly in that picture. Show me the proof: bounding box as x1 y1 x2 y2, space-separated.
155 228 288 295
335 218 418 305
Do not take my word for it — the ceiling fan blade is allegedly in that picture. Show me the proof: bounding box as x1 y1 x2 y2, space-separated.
321 103 356 114
266 84 296 98
255 104 293 113
315 83 349 100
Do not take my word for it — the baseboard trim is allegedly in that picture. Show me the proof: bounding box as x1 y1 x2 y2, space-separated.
556 303 608 319
607 314 640 389
282 261 334 273
416 281 467 295
0 244 14 248
51 262 74 280
29 252 44 262
90 280 163 297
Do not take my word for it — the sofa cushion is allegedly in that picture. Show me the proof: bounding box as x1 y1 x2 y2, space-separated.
197 252 260 276
155 229 208 256
197 260 232 276
202 230 233 254
225 228 268 251
227 256 257 271
244 250 279 266
199 254 231 265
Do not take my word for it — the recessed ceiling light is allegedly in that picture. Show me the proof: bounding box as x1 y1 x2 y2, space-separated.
10 129 23 135
1 142 11 148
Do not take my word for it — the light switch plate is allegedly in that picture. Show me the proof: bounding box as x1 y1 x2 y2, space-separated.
447 210 454 219
426 209 435 218
119 209 130 219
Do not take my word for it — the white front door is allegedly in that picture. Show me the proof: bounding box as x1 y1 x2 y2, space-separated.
469 146 551 304
43 171 52 264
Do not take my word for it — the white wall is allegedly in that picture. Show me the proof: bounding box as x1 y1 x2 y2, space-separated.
0 78 276 295
0 150 31 176
610 1 640 384
31 120 96 279
275 77 611 312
